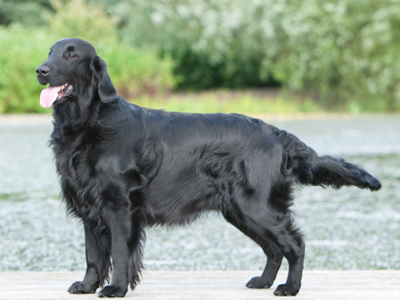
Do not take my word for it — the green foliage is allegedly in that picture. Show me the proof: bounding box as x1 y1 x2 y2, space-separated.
0 25 52 113
0 0 52 26
259 0 400 112
101 46 176 99
98 0 276 90
0 0 176 113
134 90 322 115
2 0 400 112
45 0 116 44
95 0 400 111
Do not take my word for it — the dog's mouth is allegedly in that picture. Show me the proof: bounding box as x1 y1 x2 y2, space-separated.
39 83 74 108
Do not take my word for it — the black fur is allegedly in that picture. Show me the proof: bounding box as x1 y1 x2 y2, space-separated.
36 38 381 297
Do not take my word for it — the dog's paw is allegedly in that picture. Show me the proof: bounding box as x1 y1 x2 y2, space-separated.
98 285 127 298
246 276 272 289
273 284 299 296
68 281 98 294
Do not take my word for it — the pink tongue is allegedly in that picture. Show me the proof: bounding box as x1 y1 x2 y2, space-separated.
40 86 62 108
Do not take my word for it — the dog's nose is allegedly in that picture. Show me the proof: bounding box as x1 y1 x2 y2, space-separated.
36 65 50 77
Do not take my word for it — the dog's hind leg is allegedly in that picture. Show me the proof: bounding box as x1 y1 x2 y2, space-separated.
223 212 283 289
271 221 305 296
222 201 304 296
246 243 283 289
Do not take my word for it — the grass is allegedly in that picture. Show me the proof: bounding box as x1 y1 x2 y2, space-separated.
7 87 395 115
0 193 28 202
130 89 324 115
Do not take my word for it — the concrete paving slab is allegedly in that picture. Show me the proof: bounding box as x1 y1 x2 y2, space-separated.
0 270 399 300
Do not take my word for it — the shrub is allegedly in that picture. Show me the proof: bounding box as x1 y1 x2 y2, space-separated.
98 0 277 90
0 25 52 113
0 0 52 26
100 46 176 99
3 0 400 112
45 0 116 45
98 0 400 111
259 0 400 111
0 0 176 113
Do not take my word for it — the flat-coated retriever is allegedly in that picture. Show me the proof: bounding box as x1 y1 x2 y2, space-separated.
36 38 381 297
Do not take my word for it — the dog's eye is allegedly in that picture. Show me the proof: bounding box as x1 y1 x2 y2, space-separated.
68 52 77 58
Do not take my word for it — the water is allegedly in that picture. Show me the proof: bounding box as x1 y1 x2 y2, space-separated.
0 114 399 271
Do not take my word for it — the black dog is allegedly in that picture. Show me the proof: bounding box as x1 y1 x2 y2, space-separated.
36 38 381 297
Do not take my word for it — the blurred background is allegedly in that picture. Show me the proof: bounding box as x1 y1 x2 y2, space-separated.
0 0 399 273
1 0 400 114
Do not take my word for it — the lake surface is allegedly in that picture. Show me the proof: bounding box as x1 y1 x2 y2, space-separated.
0 114 399 271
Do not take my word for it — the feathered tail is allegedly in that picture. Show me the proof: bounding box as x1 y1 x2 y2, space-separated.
299 155 381 191
276 129 381 191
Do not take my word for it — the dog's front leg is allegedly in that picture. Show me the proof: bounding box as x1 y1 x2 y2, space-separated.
98 209 131 298
68 222 110 294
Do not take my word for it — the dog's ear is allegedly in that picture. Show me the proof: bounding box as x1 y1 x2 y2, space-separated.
91 56 117 103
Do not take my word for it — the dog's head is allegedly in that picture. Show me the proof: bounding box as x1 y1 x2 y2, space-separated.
36 38 116 108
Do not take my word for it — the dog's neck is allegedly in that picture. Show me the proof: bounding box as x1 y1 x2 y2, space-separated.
51 95 101 137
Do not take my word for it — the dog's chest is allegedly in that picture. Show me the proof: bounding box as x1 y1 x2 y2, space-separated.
52 131 95 180
53 139 106 215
